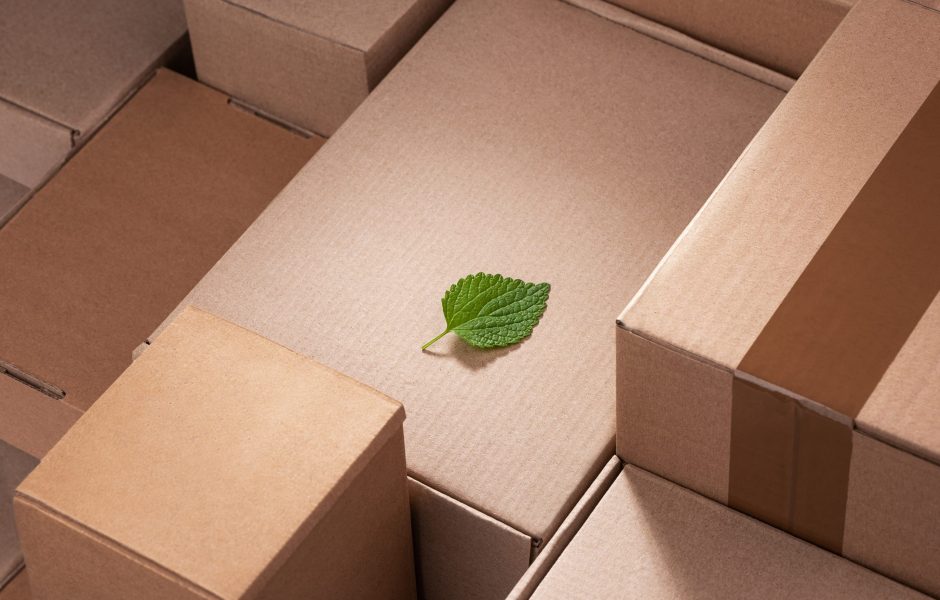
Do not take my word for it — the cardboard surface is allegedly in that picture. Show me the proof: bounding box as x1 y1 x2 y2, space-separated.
0 0 187 187
0 176 28 228
618 0 940 593
0 442 37 590
0 69 322 424
530 466 927 599
15 307 414 599
607 0 853 78
185 0 452 135
158 0 783 594
0 571 29 600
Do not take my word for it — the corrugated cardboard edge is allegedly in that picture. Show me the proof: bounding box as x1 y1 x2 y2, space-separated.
363 0 454 89
408 476 531 600
562 0 795 92
506 456 621 600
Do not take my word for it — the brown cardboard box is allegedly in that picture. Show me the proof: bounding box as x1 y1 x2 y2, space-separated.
184 0 453 136
149 0 787 596
607 0 854 78
0 0 187 190
0 68 322 457
14 307 416 600
0 443 36 591
617 0 940 595
527 465 927 599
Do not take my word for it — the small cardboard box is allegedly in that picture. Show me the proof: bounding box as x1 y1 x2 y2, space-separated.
184 0 453 136
0 69 323 460
617 0 940 595
528 465 927 599
14 307 416 600
150 0 788 596
0 0 187 190
607 0 853 78
0 442 36 591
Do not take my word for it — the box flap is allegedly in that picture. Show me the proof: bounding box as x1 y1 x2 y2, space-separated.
17 307 404 600
0 0 186 135
161 0 783 541
531 466 928 599
0 69 322 413
226 0 447 54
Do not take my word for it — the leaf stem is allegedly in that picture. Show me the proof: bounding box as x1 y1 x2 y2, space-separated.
421 329 450 351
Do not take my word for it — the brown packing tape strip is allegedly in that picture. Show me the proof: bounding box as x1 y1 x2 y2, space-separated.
730 81 940 552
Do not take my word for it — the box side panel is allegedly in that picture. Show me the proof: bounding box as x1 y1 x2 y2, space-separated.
0 442 37 590
409 477 531 600
506 456 621 600
0 176 30 228
256 429 416 600
186 0 370 136
844 432 940 597
0 100 71 189
0 377 81 461
604 0 851 77
12 499 211 600
616 327 731 504
364 0 453 88
0 570 29 599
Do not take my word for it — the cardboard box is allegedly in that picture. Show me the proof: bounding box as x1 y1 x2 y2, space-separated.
14 307 416 600
617 0 940 595
184 0 453 136
607 0 854 78
0 442 36 591
0 69 323 463
527 465 927 599
0 0 188 190
150 0 786 596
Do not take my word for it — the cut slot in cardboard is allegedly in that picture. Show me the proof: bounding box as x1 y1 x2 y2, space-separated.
617 0 940 595
184 0 454 136
0 0 188 189
0 68 322 469
529 465 927 599
148 0 787 596
14 307 416 600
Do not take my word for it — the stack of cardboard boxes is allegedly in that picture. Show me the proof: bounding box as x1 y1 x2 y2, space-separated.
2 0 938 598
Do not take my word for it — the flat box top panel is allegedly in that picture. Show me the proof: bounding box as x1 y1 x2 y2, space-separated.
0 69 322 412
168 0 783 540
18 308 404 600
0 0 186 134
229 0 436 52
532 466 927 599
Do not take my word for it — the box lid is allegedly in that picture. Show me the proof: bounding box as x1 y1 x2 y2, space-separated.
531 465 927 599
621 0 940 459
156 0 784 542
0 69 322 414
0 0 186 136
17 307 405 600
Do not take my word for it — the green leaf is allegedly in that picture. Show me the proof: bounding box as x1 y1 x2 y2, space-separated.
422 272 551 350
